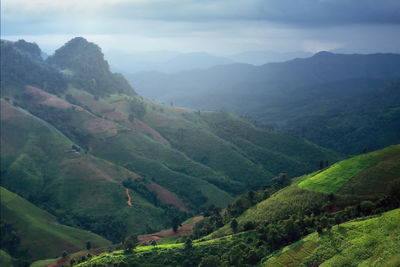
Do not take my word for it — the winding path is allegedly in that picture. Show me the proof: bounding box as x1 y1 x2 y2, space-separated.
126 188 132 206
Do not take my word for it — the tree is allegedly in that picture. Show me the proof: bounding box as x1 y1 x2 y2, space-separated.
316 225 323 235
150 239 157 247
273 172 290 188
230 219 238 233
123 234 138 252
184 238 192 250
320 216 328 228
86 241 91 250
171 216 181 233
62 250 68 258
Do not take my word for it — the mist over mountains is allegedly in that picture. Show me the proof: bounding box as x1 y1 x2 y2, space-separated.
128 52 400 154
106 49 314 74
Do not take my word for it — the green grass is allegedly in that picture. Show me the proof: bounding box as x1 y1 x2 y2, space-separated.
299 145 400 193
30 258 60 267
0 187 111 261
264 208 400 266
77 231 249 267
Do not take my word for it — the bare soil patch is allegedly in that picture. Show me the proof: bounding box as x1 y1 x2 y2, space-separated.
83 118 119 135
138 216 203 244
25 85 83 110
127 119 170 146
146 182 188 212
0 100 26 120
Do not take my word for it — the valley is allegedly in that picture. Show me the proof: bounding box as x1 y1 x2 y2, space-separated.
1 37 399 267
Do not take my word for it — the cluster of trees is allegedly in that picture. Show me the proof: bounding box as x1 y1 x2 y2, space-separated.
192 173 290 240
128 98 146 122
192 205 224 239
55 213 127 243
80 181 400 266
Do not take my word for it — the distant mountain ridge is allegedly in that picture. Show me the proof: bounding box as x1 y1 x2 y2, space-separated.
106 50 233 74
128 51 400 154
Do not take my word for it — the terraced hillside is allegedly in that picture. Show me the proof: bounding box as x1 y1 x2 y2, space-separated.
0 99 175 243
1 37 342 249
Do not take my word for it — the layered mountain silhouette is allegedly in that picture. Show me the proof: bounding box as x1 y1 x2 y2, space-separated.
128 52 400 154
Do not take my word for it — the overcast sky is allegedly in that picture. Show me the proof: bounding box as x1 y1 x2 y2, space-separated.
2 0 400 56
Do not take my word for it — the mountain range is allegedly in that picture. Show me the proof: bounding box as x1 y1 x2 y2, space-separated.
128 52 400 154
0 38 343 264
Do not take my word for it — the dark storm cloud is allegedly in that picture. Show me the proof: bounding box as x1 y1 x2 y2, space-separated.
2 0 400 54
109 0 400 26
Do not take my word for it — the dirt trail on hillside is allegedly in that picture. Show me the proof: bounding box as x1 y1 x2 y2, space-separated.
138 216 203 244
126 188 133 206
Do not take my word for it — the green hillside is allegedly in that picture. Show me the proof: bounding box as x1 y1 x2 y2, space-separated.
264 208 400 266
0 99 181 243
209 144 400 238
67 145 400 267
1 38 341 221
7 38 399 266
0 187 111 261
298 144 400 193
73 209 400 267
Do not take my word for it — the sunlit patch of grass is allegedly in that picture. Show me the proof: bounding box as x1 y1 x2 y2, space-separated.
298 145 400 193
264 209 400 266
